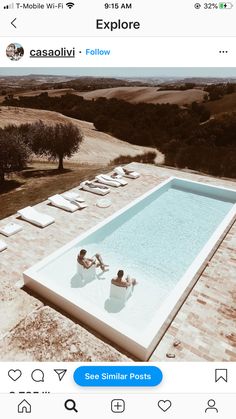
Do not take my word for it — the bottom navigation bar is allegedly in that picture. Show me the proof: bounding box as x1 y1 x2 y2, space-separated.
1 393 235 419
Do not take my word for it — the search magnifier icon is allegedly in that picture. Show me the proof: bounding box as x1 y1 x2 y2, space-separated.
64 399 78 413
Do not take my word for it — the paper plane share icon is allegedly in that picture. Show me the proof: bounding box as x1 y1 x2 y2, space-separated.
54 369 67 381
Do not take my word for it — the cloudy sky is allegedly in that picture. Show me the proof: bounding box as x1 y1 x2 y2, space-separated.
0 67 236 78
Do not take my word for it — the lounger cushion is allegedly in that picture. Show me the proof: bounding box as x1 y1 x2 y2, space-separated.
0 222 22 237
109 174 128 186
95 175 120 187
62 191 85 203
48 194 78 212
62 192 87 209
17 206 55 228
114 166 140 179
0 240 7 252
80 181 110 196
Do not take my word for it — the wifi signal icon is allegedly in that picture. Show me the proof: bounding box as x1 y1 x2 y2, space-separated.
66 2 74 8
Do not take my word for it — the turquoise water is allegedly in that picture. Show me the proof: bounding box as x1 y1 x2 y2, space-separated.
35 181 235 330
79 186 233 291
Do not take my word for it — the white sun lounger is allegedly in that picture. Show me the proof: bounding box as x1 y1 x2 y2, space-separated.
109 173 128 186
80 181 110 196
0 240 7 252
62 191 85 203
48 194 78 212
62 192 87 209
95 174 121 187
0 222 23 237
17 206 55 228
114 166 140 179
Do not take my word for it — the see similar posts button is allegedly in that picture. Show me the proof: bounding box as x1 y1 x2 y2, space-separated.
73 366 163 387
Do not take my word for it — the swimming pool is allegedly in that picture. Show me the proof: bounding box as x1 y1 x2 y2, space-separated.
23 177 236 360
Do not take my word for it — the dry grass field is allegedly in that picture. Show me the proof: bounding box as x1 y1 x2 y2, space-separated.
0 86 206 106
74 86 206 105
0 106 163 165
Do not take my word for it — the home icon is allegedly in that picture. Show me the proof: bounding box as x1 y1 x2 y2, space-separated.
18 399 31 414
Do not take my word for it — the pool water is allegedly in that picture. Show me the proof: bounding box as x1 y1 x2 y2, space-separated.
37 187 233 327
83 186 233 287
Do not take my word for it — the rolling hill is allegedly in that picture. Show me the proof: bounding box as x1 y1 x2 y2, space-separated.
0 106 164 164
205 92 236 116
0 86 207 106
74 86 206 105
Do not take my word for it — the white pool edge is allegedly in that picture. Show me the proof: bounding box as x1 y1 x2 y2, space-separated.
23 177 236 361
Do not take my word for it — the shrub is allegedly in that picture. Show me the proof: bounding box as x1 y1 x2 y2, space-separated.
111 151 156 166
0 128 30 183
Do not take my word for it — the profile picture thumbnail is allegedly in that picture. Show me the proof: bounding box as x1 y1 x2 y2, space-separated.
6 42 24 61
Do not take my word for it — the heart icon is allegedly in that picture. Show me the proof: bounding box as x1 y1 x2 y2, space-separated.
158 400 172 412
8 369 22 381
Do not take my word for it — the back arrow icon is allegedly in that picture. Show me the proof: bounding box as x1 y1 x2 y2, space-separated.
11 18 17 28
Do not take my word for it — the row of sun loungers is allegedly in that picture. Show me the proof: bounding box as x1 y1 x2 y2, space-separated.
0 167 141 252
79 167 140 195
16 192 88 229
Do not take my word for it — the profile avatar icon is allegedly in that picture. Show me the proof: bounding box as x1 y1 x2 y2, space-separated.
6 42 24 61
205 399 218 413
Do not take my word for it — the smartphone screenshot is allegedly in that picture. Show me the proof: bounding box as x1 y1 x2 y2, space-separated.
0 0 235 417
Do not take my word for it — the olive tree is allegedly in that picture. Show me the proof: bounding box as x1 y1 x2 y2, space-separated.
31 121 83 170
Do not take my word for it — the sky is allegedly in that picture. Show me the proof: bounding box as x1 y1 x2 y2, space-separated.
0 67 236 78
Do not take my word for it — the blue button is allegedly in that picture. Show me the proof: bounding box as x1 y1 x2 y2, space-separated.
73 366 163 387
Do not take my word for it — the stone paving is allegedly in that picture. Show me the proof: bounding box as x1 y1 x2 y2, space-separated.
0 163 235 361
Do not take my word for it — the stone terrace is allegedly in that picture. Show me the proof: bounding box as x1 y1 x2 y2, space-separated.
0 163 235 361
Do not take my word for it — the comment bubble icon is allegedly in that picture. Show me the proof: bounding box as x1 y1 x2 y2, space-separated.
31 369 44 382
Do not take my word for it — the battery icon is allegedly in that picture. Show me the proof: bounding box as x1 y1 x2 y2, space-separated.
219 2 233 8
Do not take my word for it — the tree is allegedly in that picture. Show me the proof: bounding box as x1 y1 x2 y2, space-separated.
0 128 30 183
226 83 235 94
191 101 211 122
31 121 83 170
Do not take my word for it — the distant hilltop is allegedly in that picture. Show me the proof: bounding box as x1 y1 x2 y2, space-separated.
1 74 236 88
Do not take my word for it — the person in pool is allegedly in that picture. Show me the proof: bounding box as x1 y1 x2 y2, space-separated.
111 270 138 288
77 249 109 272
